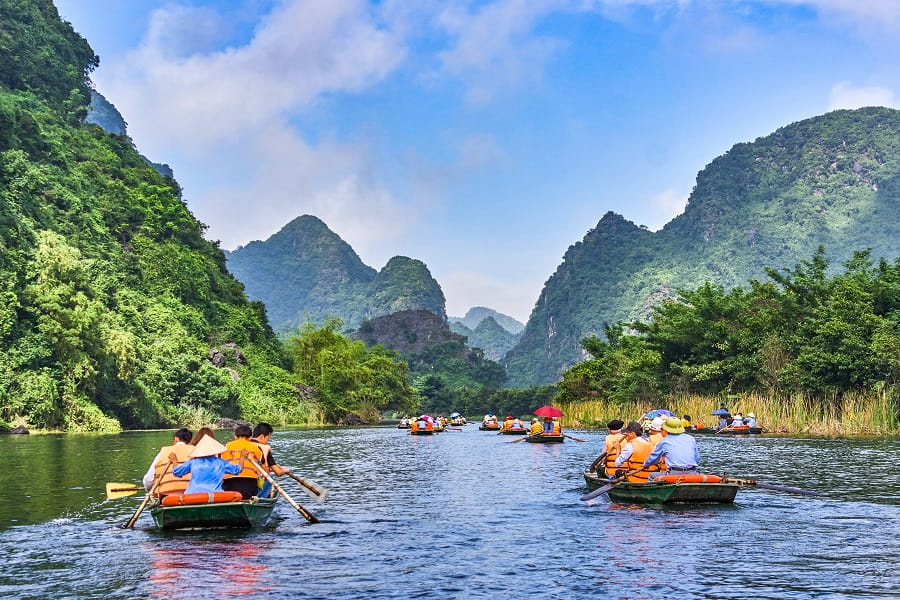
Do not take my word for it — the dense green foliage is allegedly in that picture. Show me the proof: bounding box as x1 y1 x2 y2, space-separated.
354 310 506 415
225 215 376 332
0 2 422 431
506 108 900 387
555 249 900 414
366 256 446 320
285 319 419 422
226 216 446 332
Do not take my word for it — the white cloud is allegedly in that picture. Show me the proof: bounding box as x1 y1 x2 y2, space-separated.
641 188 687 231
828 82 899 111
434 0 569 104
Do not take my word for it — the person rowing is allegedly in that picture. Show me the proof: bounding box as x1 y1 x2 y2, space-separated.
642 417 700 478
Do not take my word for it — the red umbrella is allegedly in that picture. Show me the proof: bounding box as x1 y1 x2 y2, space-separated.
533 406 564 418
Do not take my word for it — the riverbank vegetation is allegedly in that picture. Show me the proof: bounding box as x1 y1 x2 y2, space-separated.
555 249 900 435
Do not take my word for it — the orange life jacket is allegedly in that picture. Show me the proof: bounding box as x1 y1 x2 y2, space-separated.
530 422 543 435
152 443 194 496
621 437 665 482
603 433 626 476
222 438 264 480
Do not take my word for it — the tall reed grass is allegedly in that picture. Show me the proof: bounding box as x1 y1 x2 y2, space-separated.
561 390 899 436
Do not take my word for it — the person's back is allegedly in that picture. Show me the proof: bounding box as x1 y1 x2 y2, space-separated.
172 436 242 494
222 425 264 499
142 428 194 496
530 420 543 435
622 437 665 481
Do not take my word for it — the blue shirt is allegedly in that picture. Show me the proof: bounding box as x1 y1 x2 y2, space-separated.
172 456 242 494
643 433 700 469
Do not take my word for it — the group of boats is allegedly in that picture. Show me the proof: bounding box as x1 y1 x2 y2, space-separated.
115 407 809 531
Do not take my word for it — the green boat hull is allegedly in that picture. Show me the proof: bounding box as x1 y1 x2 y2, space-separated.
409 429 435 435
525 434 564 443
583 471 739 504
149 497 277 530
500 429 527 435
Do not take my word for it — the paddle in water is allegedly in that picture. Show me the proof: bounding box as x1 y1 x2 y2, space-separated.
250 459 320 523
123 462 170 528
285 471 329 503
725 477 822 496
580 468 645 503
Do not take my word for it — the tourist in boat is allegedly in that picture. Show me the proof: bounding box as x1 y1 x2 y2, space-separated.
613 421 662 482
542 417 554 433
681 415 693 430
529 418 543 435
642 417 700 478
601 420 624 477
510 417 525 430
502 415 515 431
745 413 757 428
190 427 217 445
170 435 244 494
222 424 265 499
647 417 665 446
251 422 290 498
142 428 194 495
729 413 746 428
551 417 562 435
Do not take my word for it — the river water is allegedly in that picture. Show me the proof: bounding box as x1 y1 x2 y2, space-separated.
0 426 898 599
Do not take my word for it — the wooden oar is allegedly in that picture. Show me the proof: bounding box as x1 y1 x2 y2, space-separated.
563 433 586 442
123 462 170 528
588 452 607 473
509 433 539 443
106 482 142 499
580 468 644 502
726 477 822 496
250 459 319 523
285 472 329 503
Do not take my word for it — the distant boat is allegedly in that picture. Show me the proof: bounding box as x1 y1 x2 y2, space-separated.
525 433 564 443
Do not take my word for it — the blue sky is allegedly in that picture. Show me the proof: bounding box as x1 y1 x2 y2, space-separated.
54 0 900 323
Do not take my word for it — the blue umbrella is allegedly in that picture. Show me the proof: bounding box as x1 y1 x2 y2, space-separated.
645 409 675 419
450 412 461 418
710 408 730 416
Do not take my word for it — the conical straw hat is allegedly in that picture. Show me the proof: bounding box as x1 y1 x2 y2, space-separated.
190 434 226 457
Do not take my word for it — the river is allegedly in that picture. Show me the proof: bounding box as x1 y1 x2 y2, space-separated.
0 426 898 599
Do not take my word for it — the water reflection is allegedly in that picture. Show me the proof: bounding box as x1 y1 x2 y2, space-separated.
147 536 273 597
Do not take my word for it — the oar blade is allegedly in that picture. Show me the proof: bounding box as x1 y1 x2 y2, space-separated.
106 482 141 499
291 475 329 503
580 483 613 502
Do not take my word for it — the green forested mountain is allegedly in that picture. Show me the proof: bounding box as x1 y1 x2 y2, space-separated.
354 309 507 414
505 107 900 387
226 215 446 332
225 215 377 332
367 256 446 321
450 316 521 361
0 0 421 431
449 306 524 334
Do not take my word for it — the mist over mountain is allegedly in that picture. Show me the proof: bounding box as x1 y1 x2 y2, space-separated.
449 306 524 334
503 107 900 387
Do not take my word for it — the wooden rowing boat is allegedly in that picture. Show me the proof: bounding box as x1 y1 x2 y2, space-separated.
525 433 564 443
149 497 278 530
500 428 527 435
690 426 764 435
479 423 501 431
409 428 435 435
583 471 739 504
